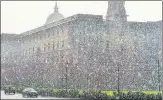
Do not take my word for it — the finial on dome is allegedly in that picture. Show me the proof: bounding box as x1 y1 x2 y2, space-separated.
54 1 59 13
45 1 64 25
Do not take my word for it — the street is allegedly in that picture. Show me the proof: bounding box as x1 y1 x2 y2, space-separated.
1 91 80 99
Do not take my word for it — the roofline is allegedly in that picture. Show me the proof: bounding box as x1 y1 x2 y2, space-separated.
19 14 103 38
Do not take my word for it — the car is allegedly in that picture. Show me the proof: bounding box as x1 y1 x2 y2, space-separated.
4 86 16 95
22 88 38 98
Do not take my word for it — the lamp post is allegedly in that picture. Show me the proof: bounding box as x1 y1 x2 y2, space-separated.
157 60 161 92
41 63 44 88
65 62 68 91
117 63 120 95
117 46 123 96
13 60 18 86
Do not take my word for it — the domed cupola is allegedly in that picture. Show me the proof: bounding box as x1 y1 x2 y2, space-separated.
45 2 64 25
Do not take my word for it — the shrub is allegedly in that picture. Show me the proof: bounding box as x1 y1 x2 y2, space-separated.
55 89 69 97
68 90 80 98
38 88 47 96
81 91 110 100
46 88 54 96
80 91 162 100
16 87 24 93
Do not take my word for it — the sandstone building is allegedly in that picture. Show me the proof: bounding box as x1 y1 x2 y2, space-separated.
1 1 162 90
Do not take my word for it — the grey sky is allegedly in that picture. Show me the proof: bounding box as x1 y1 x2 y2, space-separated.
1 1 162 34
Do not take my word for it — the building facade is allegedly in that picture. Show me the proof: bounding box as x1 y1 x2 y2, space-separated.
1 1 162 90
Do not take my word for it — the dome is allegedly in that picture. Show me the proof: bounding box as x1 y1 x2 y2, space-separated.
45 12 64 24
45 2 64 25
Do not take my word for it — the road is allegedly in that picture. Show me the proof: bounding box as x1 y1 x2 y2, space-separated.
1 91 80 99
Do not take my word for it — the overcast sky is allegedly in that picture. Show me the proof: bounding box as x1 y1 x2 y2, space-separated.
1 1 162 34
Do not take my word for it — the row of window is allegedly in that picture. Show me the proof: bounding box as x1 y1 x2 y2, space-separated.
29 40 109 55
23 40 65 55
22 35 110 56
22 27 65 43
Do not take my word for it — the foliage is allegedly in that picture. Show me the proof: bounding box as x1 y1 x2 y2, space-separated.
80 91 162 100
55 89 68 97
101 90 162 96
68 89 80 98
5 84 162 100
80 91 109 100
37 88 80 97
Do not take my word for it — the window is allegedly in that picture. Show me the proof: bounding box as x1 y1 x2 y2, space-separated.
33 47 35 54
53 42 55 50
60 27 64 35
79 32 82 41
36 47 41 55
48 32 50 37
52 56 54 63
40 35 42 40
48 43 50 50
46 33 48 39
96 36 99 45
89 37 92 43
57 29 59 36
26 50 27 55
53 29 55 36
83 37 85 42
36 34 38 41
29 37 31 42
57 41 59 48
23 50 25 56
62 40 64 47
32 36 35 42
44 45 46 52
99 35 103 44
45 58 48 63
106 40 109 48
29 48 30 54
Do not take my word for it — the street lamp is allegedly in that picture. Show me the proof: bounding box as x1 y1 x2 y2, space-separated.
117 46 123 97
117 63 120 95
152 57 161 92
65 61 69 91
157 60 161 92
